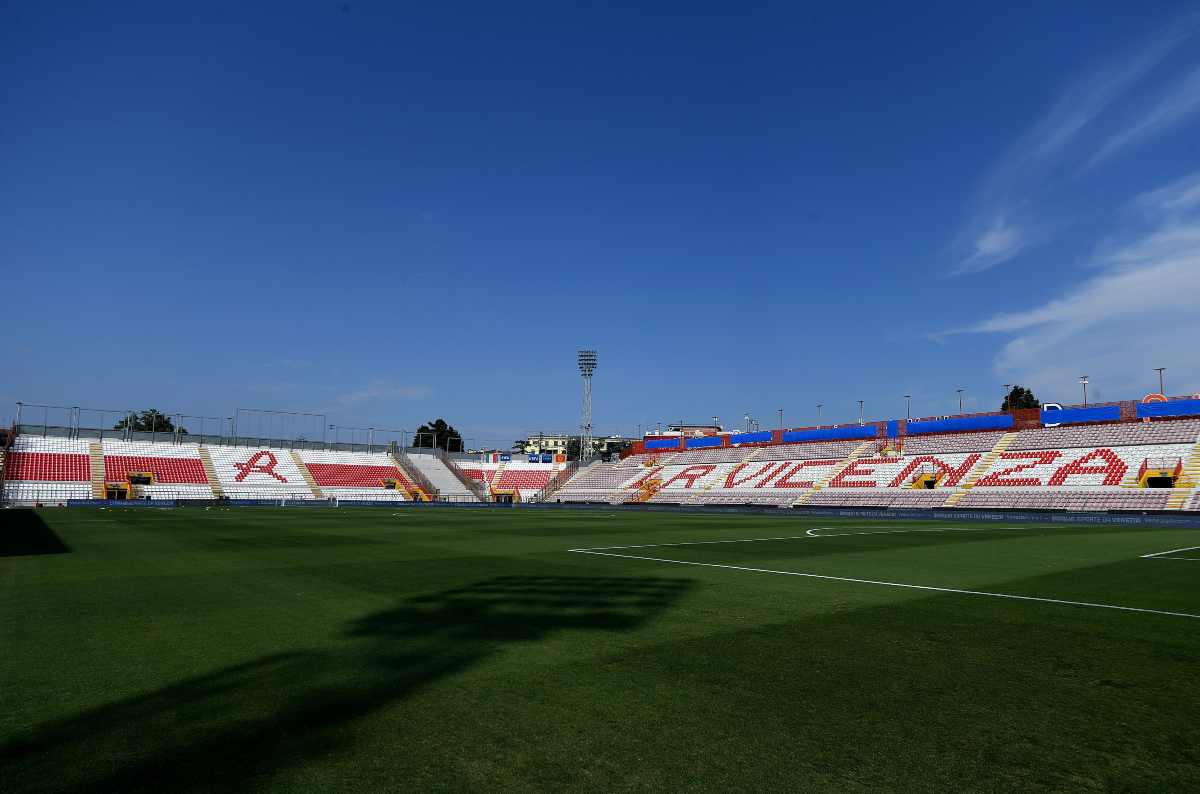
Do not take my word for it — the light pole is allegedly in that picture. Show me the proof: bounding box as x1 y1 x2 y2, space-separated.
816 404 822 425
857 400 864 425
1154 367 1166 395
778 408 784 433
578 350 597 462
905 394 911 421
956 388 964 414
1080 376 1089 406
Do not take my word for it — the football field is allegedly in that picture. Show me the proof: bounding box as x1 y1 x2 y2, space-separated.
2 507 1198 791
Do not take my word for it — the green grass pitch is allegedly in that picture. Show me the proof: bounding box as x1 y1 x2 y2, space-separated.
2 506 1199 792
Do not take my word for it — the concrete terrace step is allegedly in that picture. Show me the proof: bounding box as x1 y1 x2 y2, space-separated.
197 447 224 498
88 442 105 499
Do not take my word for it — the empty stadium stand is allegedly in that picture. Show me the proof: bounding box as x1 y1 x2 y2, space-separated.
555 416 1200 512
302 450 410 486
405 452 477 499
496 468 552 497
98 440 214 498
1008 419 1200 449
6 398 1200 512
2 437 92 503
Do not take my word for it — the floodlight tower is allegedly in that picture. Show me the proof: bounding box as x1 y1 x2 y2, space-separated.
578 350 597 460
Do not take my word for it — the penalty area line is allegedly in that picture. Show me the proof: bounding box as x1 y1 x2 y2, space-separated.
568 549 1200 621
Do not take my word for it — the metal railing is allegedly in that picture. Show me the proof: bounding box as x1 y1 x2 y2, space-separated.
435 449 489 501
530 460 583 502
0 422 14 496
390 448 440 498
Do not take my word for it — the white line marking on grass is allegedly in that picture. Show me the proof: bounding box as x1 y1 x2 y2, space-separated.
570 526 1028 553
568 529 1200 620
570 549 1200 620
1140 545 1200 559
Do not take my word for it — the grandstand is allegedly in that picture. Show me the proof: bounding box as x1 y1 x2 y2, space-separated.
455 456 563 501
4 395 1200 513
554 400 1200 513
0 434 431 505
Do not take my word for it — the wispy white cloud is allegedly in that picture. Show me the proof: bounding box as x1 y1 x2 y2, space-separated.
952 17 1197 274
336 382 432 405
1085 65 1200 171
1132 168 1200 216
947 169 1200 399
955 215 1040 275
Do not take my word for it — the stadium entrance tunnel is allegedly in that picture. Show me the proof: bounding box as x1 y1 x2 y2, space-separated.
0 574 695 791
104 483 129 500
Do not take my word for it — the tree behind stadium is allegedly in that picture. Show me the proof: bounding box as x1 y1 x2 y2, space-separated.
411 419 462 451
1001 386 1040 411
114 409 185 434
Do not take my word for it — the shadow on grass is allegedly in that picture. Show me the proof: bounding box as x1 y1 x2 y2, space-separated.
0 510 70 557
1 575 693 792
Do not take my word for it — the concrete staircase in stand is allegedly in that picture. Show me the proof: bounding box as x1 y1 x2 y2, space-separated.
793 439 874 506
198 446 224 498
1166 440 1200 509
390 451 436 500
942 432 1018 507
490 460 508 497
88 442 105 498
290 451 324 499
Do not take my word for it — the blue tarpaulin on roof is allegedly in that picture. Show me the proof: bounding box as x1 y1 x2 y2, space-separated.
906 414 1013 435
1136 399 1200 419
1040 405 1120 425
782 426 876 443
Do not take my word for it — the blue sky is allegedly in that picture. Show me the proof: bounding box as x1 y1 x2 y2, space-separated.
5 2 1200 447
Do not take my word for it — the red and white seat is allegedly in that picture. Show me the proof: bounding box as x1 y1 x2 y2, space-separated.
298 449 412 501
100 440 213 499
971 445 1190 488
206 445 315 499
2 437 92 503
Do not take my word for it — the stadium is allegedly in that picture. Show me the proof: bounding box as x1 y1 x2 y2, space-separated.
4 380 1200 790
6 387 1200 512
6 5 1200 793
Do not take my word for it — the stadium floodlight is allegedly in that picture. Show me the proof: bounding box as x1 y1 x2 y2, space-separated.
858 400 864 425
578 350 597 460
1080 376 1089 406
1154 368 1166 395
905 395 911 421
956 388 964 414
816 403 822 424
